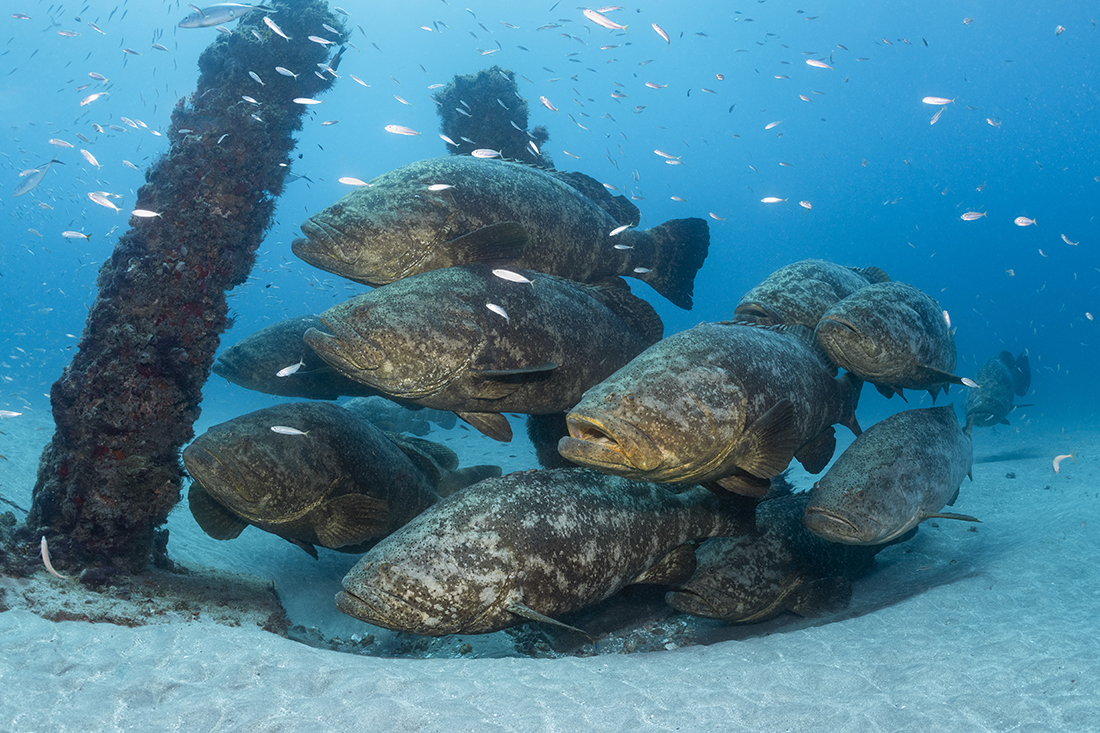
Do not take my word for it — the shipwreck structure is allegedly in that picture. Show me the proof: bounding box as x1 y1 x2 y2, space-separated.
27 0 347 572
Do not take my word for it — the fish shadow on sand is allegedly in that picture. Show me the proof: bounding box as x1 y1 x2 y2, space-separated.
690 526 985 646
510 524 987 655
974 446 1046 464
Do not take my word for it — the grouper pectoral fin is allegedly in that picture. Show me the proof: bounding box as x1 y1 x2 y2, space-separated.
446 221 529 265
286 538 319 560
794 426 836 474
312 494 392 549
922 511 981 523
187 483 248 541
468 362 558 399
456 411 513 442
505 601 592 639
733 399 799 479
632 544 698 586
710 474 772 498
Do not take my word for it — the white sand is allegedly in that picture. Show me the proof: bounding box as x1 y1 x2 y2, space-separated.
1 407 1098 731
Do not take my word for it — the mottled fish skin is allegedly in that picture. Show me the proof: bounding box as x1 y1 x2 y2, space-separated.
559 322 862 494
183 402 500 557
667 493 898 623
734 259 890 329
213 316 383 400
803 406 974 546
814 281 962 400
964 351 1030 429
293 156 709 309
336 468 755 636
303 265 662 440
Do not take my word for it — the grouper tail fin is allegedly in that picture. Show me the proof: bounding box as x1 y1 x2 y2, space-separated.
635 217 710 309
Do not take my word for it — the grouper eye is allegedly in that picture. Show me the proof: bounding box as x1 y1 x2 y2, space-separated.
355 305 368 315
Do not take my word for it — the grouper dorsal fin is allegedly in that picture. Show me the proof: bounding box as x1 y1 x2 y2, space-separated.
733 399 799 479
447 221 529 265
311 494 392 549
505 601 592 639
572 281 665 346
852 265 891 284
550 169 641 226
187 483 248 541
456 411 513 442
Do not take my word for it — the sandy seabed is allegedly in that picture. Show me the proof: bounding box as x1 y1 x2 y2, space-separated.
0 406 1097 732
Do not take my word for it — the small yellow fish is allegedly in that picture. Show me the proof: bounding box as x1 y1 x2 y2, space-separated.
1014 216 1036 227
270 425 309 436
276 359 305 378
264 16 290 41
486 303 509 321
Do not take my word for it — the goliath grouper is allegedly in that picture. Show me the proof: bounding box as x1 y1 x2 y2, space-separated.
734 258 891 329
213 315 383 401
183 402 501 558
963 350 1031 429
305 265 664 442
559 322 863 498
803 406 979 546
814 281 964 401
336 468 755 636
667 492 914 623
291 156 710 309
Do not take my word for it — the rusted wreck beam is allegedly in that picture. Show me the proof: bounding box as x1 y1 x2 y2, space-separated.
27 0 347 573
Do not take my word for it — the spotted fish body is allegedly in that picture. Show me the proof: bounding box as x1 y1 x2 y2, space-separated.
304 265 663 442
734 259 891 329
559 322 863 497
814 281 962 400
336 468 755 636
964 351 1030 429
292 156 710 309
803 406 976 546
183 402 500 558
667 493 899 623
212 316 383 401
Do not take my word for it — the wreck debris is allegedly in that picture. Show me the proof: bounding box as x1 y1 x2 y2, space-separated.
27 0 348 572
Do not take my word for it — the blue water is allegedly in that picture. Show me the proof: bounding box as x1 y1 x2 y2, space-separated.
0 2 1096 555
1 1 1095 432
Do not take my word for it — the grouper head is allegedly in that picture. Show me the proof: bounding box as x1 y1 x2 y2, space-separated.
802 477 921 545
336 530 524 636
305 281 486 400
182 405 348 525
294 170 456 286
813 313 895 381
558 360 747 484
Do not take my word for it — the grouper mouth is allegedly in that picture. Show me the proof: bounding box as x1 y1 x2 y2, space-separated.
818 315 860 335
559 412 664 472
802 507 876 545
336 587 454 636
